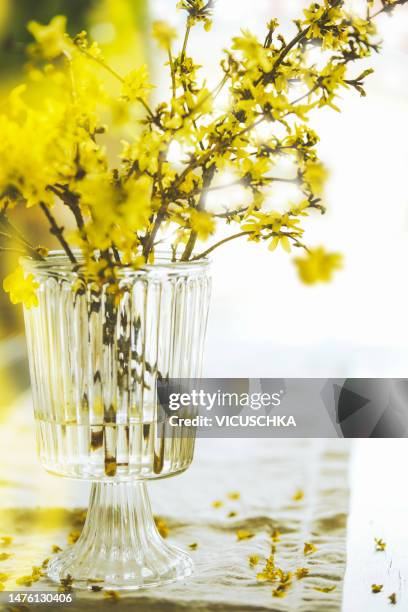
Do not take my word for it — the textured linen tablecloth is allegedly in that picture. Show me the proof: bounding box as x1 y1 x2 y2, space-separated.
0 395 350 611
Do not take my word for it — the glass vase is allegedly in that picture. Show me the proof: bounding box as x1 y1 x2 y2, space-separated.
22 252 211 590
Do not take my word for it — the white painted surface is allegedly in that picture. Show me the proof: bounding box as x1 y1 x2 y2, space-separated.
343 439 408 611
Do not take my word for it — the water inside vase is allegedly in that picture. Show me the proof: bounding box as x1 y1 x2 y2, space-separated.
36 417 195 480
23 258 211 482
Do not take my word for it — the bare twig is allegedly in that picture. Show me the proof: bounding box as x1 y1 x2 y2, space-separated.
0 213 44 260
190 230 254 260
40 203 77 264
47 185 85 231
168 49 177 100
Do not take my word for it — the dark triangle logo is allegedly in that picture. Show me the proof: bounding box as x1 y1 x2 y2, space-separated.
370 404 406 438
334 384 370 423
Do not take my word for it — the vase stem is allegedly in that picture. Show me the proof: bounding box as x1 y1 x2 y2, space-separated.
47 481 193 590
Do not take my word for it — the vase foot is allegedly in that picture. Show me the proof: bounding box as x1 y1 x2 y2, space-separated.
47 481 193 591
47 544 193 591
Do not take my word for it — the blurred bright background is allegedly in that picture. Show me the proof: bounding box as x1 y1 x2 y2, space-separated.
160 0 408 379
0 0 408 400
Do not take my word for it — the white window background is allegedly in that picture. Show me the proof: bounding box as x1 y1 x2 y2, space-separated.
151 0 408 377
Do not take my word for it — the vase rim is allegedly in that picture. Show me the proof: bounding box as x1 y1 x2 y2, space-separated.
22 249 211 278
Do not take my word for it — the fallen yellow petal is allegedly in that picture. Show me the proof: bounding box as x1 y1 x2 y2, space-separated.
227 492 241 500
249 554 260 567
271 529 281 542
237 530 255 541
295 567 309 579
67 531 80 545
304 542 317 556
314 585 336 593
272 584 290 598
104 590 120 600
212 500 223 508
52 545 63 554
374 537 386 551
154 517 170 539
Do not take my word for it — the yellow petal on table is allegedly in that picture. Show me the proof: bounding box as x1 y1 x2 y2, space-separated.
237 530 255 541
304 542 317 556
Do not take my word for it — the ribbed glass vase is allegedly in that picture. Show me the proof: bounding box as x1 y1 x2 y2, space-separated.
22 251 211 590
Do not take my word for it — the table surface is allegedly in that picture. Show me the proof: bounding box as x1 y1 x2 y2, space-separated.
0 390 407 611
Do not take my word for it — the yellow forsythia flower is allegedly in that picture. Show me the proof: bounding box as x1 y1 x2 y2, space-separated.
190 210 216 241
122 65 153 103
152 21 178 49
3 267 39 308
294 248 343 285
27 16 69 60
303 161 329 196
